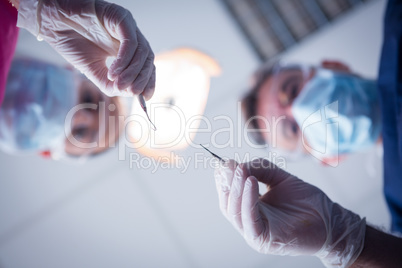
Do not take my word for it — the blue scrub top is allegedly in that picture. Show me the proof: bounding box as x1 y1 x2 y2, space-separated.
378 0 402 233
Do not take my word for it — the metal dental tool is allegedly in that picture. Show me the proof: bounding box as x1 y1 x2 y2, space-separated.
138 95 157 131
200 144 225 163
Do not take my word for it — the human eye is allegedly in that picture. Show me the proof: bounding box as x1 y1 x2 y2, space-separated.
78 80 104 105
72 126 89 140
289 83 299 103
279 76 301 106
81 90 95 104
290 120 299 135
282 119 299 139
285 79 302 105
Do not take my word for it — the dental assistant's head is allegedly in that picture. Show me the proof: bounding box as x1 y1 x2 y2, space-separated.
0 58 125 159
242 60 381 162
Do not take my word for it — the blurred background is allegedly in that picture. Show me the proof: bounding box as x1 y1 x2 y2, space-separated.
0 0 389 267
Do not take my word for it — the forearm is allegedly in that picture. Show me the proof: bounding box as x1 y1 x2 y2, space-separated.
9 0 19 9
351 225 402 268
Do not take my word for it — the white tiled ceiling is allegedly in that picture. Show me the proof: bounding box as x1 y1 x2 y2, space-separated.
0 0 389 268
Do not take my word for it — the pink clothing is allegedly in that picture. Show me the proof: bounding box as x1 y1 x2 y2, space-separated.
0 0 19 106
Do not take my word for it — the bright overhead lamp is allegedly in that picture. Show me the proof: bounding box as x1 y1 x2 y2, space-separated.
127 48 221 162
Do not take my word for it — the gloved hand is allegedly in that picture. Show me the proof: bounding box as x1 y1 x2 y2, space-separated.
17 0 155 98
214 159 366 268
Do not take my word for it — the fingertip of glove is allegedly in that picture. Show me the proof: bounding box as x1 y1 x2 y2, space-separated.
246 176 257 186
107 73 115 82
110 83 132 97
108 61 123 79
226 159 239 170
143 92 154 101
108 69 118 81
214 160 235 175
143 87 155 101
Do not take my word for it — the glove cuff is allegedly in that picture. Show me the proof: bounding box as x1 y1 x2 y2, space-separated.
316 207 366 268
17 0 42 38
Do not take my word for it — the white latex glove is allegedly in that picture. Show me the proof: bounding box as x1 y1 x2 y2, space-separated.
214 159 366 268
17 0 155 98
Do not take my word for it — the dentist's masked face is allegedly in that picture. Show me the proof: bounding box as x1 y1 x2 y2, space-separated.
291 68 381 157
255 64 381 160
0 58 77 154
0 58 123 158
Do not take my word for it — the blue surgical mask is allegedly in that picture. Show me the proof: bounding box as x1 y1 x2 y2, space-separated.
291 68 381 157
0 58 78 154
